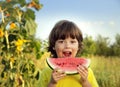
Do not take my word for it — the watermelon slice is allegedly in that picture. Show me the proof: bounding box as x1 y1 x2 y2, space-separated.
46 58 91 75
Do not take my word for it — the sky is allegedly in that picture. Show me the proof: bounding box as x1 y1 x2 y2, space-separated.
35 0 120 43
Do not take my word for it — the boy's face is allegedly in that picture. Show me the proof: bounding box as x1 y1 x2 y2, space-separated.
54 37 79 58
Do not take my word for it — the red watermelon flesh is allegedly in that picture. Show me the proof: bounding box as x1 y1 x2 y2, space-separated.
46 58 91 74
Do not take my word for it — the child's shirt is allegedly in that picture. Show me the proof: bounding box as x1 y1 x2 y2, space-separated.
37 67 99 87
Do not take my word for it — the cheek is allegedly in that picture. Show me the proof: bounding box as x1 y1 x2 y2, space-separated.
74 46 79 51
73 44 79 51
73 43 79 48
54 44 63 51
54 45 63 57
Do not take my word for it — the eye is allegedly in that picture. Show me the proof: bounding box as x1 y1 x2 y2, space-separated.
71 40 77 44
57 40 64 43
71 41 76 43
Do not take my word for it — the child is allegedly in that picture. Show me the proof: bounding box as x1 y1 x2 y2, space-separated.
38 20 99 87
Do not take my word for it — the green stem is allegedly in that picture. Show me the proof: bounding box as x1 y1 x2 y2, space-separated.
5 31 10 50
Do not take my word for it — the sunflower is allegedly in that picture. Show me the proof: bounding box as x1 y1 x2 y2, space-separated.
15 39 24 46
0 29 4 37
10 22 16 29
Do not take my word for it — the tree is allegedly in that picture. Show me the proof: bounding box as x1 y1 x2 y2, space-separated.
0 0 43 87
95 35 110 56
110 33 120 56
80 35 96 57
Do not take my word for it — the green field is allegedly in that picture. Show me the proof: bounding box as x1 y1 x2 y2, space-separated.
90 56 120 87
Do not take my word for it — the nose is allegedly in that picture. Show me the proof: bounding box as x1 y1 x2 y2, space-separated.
65 42 70 48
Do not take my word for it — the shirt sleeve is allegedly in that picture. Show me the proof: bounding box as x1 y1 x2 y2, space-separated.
36 67 52 87
88 68 99 87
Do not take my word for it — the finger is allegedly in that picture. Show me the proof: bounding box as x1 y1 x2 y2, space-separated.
78 69 88 77
53 73 66 82
78 70 88 81
58 73 66 78
81 65 88 70
53 68 59 73
77 65 88 72
77 65 88 76
53 69 66 79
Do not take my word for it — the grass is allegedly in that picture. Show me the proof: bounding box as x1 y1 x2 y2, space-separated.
90 56 120 87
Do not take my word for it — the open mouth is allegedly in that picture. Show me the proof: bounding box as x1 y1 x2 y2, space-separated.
63 51 72 57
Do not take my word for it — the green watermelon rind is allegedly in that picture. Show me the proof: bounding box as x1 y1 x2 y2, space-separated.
46 58 91 75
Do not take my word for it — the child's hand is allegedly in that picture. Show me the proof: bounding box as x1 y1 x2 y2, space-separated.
50 68 66 84
77 65 88 83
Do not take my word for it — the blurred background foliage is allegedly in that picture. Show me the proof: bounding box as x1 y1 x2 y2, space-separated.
81 34 120 57
0 0 45 87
